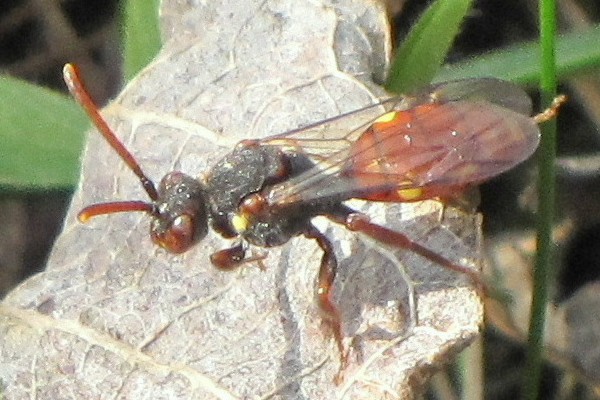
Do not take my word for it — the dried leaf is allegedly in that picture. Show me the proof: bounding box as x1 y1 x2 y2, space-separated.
0 1 482 398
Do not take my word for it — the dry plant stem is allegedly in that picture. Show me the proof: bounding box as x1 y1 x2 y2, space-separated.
533 94 567 124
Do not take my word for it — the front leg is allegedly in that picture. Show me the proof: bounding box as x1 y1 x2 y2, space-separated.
210 242 266 270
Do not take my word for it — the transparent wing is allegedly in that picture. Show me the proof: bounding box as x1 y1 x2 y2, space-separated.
259 79 539 206
258 78 532 155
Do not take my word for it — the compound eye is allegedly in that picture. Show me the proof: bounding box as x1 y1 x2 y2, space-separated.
151 214 196 254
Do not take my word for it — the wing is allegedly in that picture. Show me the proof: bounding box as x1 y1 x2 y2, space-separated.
258 78 532 156
260 78 539 207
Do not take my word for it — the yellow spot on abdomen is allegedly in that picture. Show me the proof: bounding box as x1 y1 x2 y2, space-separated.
374 111 397 124
397 188 423 201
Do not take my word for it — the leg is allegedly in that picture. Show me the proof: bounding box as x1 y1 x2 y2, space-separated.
329 212 487 295
210 242 267 271
303 225 349 380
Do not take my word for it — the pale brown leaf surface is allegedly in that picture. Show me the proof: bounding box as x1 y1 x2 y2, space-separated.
0 1 482 398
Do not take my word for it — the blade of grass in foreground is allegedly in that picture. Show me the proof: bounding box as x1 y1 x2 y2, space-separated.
386 0 474 94
0 75 88 188
123 0 162 79
525 0 559 398
436 24 600 84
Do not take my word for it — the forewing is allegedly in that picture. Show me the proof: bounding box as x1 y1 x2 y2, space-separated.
259 78 532 155
264 79 539 206
428 78 533 114
344 100 540 195
258 97 401 157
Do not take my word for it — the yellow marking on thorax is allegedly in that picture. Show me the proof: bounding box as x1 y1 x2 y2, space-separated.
231 213 250 233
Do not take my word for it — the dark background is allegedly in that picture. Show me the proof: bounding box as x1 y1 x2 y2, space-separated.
1 0 600 398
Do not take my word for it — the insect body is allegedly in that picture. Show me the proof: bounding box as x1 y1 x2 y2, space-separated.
64 63 563 371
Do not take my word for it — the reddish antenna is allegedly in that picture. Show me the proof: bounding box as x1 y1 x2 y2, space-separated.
63 63 158 221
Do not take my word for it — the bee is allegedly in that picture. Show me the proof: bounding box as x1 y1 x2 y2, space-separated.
65 63 563 373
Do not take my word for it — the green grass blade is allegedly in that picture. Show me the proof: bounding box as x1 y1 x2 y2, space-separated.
524 0 560 398
122 0 162 79
0 75 88 189
386 0 474 93
436 24 600 83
